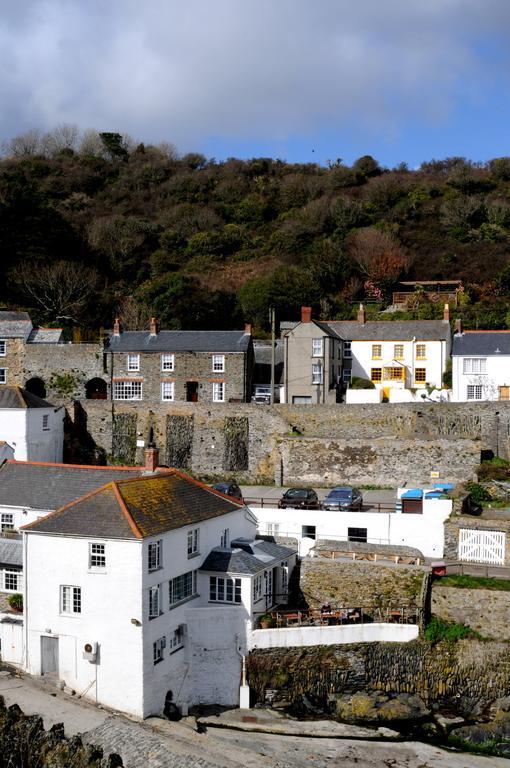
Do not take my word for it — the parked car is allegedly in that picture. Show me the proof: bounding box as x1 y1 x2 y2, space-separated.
212 481 244 503
251 394 271 404
321 486 363 511
278 488 320 509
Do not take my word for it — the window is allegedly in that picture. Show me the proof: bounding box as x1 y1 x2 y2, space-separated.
0 369 6 384
212 382 225 402
169 625 185 652
281 561 288 595
348 527 367 543
394 344 404 359
302 525 316 540
415 368 426 383
312 363 323 384
148 540 161 571
220 528 230 548
312 338 323 357
342 368 352 383
42 414 49 430
89 543 106 569
467 384 483 400
161 354 174 371
212 355 225 372
209 576 241 604
113 381 142 400
149 584 162 618
266 522 280 536
0 340 5 356
463 358 487 374
1 569 22 593
253 574 263 602
60 585 81 614
187 528 200 556
161 382 174 401
343 341 352 358
153 636 165 664
384 367 404 381
169 570 197 606
372 344 382 359
416 344 426 359
1 514 14 533
127 354 140 371
371 368 382 382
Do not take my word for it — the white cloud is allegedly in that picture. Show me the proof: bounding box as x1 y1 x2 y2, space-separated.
1 0 510 150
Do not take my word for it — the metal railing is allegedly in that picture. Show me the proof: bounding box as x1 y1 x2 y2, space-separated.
245 498 397 513
255 606 421 629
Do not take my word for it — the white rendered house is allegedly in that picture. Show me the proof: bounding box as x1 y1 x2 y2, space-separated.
0 386 64 462
452 326 510 402
22 469 295 717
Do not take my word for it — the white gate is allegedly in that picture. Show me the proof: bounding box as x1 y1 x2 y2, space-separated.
459 528 506 565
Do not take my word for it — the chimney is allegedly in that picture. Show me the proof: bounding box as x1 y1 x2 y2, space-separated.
357 303 366 324
443 303 450 322
244 323 252 335
144 430 159 473
454 318 463 335
149 317 158 336
113 317 121 337
301 306 312 323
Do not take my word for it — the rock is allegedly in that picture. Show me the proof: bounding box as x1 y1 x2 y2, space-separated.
331 691 429 723
435 713 465 732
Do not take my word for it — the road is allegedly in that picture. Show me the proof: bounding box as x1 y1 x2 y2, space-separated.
240 486 397 510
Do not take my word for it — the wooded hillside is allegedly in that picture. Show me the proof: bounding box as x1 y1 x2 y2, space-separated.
1 128 509 333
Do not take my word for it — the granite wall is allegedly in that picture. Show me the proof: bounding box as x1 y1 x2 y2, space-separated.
432 584 510 640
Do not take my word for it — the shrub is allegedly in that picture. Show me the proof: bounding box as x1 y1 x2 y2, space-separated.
465 481 492 504
477 457 510 482
350 376 375 390
424 617 481 643
8 593 23 611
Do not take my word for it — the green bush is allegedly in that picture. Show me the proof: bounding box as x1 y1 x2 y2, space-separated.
350 376 375 390
8 593 23 611
477 457 510 482
424 617 481 643
465 481 492 504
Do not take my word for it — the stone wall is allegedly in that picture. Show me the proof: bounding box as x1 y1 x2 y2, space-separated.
444 515 510 565
246 639 510 715
432 584 510 640
24 342 105 403
300 559 427 613
3 338 26 387
0 697 123 767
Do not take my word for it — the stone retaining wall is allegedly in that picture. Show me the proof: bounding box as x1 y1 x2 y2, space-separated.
432 585 510 640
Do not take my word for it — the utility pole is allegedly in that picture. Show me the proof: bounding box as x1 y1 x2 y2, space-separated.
270 306 276 405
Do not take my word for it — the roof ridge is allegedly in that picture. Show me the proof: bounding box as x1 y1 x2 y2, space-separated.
112 482 143 539
6 459 142 471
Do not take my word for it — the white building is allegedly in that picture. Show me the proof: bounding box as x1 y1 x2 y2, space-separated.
22 469 295 717
452 326 510 402
253 488 452 559
0 386 64 462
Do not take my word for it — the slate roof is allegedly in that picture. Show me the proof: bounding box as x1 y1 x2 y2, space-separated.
27 328 64 343
106 330 251 353
23 470 244 539
0 461 147 510
0 386 55 410
452 331 510 357
0 539 22 567
253 340 284 385
0 311 32 339
200 538 296 575
324 319 450 342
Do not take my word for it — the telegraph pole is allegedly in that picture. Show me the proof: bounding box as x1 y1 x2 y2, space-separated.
270 306 276 405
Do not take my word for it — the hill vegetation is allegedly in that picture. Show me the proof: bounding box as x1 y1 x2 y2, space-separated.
1 126 510 334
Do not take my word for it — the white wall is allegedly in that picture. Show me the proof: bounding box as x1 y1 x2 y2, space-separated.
253 502 451 558
1 504 53 533
349 339 447 391
0 408 64 462
452 354 510 402
249 622 419 650
24 534 145 717
345 389 382 404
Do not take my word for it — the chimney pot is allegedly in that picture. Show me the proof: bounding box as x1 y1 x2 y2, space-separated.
113 318 121 337
443 303 450 322
244 323 252 335
301 306 312 323
357 303 366 324
149 317 158 336
454 318 462 335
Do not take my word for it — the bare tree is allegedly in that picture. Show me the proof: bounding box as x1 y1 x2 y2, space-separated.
116 296 152 331
2 129 42 158
348 227 410 287
79 129 106 157
41 124 80 156
10 261 98 322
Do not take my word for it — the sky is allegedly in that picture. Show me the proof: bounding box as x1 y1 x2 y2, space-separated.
1 0 510 168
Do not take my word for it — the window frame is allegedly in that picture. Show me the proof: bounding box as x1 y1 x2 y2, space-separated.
127 354 140 372
371 344 382 359
89 542 106 570
161 354 174 372
209 576 242 604
112 380 142 400
169 570 198 607
467 384 483 400
415 368 427 384
1 568 22 593
148 540 162 572
253 573 263 602
343 341 352 359
0 369 6 384
153 636 165 664
384 367 405 381
312 338 323 357
60 585 81 615
393 344 404 360
311 363 323 384
42 414 50 430
212 381 225 402
371 368 382 382
187 528 200 557
0 340 5 356
149 584 162 619
463 357 487 375
169 626 185 653
1 513 14 533
415 343 426 359
212 354 225 373
161 381 174 401
220 528 230 548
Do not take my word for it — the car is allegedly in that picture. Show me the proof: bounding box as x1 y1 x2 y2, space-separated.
251 394 271 404
212 481 244 503
321 486 363 511
278 487 320 509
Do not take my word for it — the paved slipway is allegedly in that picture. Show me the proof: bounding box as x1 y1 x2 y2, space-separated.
0 671 506 768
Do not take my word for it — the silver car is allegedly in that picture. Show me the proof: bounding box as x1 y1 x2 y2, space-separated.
321 486 363 511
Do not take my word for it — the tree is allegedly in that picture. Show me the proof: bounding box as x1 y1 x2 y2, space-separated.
116 296 152 331
10 260 98 322
352 155 382 178
347 227 409 290
99 132 129 160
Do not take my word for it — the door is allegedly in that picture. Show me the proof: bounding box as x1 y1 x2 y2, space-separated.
459 529 505 565
186 382 199 402
41 636 59 675
499 386 510 401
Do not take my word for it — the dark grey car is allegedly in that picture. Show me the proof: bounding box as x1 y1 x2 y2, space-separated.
321 486 363 511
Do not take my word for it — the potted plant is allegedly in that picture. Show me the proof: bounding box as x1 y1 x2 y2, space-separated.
258 613 273 629
8 593 23 613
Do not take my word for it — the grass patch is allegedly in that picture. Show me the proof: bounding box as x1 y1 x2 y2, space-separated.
447 734 505 757
437 574 510 591
424 617 483 643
